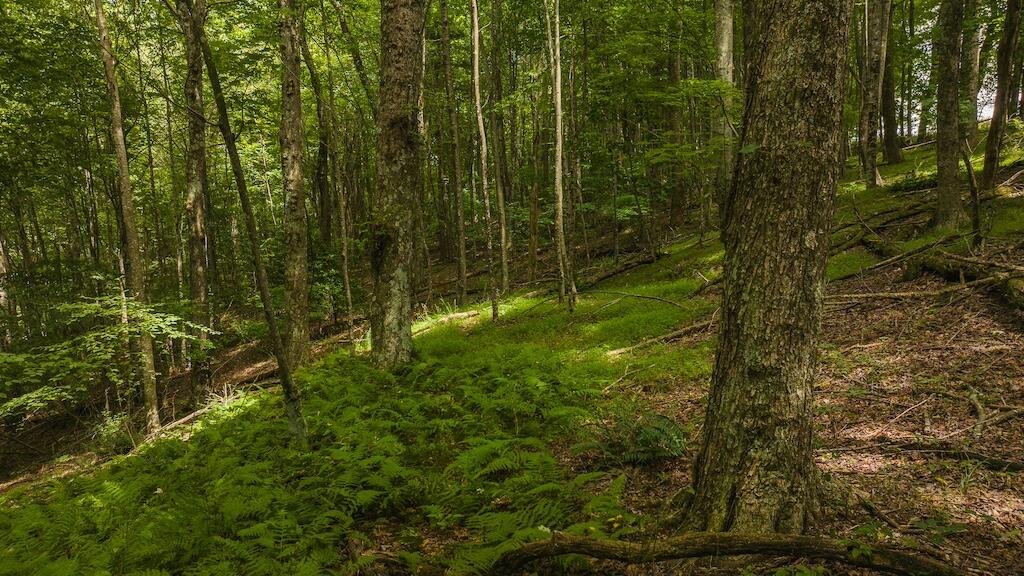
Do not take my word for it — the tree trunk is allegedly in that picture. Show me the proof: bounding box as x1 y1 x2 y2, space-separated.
94 0 161 434
544 0 576 312
279 0 310 369
714 0 734 220
197 7 306 442
177 0 212 393
440 0 468 305
329 0 376 118
959 0 982 146
859 0 893 188
881 29 903 164
372 0 427 367
490 0 510 293
0 229 11 348
471 0 500 321
301 29 333 251
934 0 965 228
685 0 850 533
982 0 1022 190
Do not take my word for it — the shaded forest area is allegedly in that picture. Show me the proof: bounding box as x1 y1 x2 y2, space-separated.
2 0 1024 574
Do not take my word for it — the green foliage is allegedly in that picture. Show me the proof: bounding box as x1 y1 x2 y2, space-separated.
0 345 628 575
0 296 208 423
575 406 690 467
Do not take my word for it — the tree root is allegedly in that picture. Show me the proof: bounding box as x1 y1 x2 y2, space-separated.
487 531 961 576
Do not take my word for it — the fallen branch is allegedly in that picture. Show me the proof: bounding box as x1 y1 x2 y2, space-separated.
488 531 960 576
828 273 1013 301
584 290 686 310
861 235 1024 308
607 316 716 357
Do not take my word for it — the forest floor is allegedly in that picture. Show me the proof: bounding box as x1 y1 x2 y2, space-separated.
2 143 1024 575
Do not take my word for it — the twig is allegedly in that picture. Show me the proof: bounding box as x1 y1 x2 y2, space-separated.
870 395 934 439
602 364 656 393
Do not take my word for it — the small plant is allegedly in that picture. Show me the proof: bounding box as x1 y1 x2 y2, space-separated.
576 406 690 467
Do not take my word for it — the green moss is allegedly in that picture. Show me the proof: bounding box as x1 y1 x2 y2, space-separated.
827 247 878 281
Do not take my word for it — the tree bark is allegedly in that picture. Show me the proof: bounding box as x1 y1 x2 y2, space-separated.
93 0 161 434
196 8 306 442
279 0 310 369
471 0 500 321
982 0 1022 190
685 0 850 533
859 0 893 187
371 0 427 367
440 0 468 306
933 0 965 228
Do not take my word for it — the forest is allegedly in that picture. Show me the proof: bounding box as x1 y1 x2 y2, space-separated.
1 0 1023 573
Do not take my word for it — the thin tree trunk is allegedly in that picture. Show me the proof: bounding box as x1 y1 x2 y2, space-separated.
714 0 734 220
544 0 576 312
934 0 965 228
93 0 160 434
176 0 212 393
859 0 893 187
685 0 850 533
881 27 903 164
196 7 306 442
440 0 467 305
300 28 333 251
471 0 500 321
280 0 310 369
329 0 376 117
529 92 540 282
959 0 982 146
490 0 510 292
982 0 1021 190
371 0 428 367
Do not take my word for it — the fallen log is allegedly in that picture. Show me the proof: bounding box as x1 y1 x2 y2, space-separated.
488 531 961 576
862 234 1024 308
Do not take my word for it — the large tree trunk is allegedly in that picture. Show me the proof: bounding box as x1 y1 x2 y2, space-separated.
440 0 467 305
94 0 161 434
982 0 1022 190
197 8 306 442
279 0 310 369
881 29 903 164
471 0 500 321
544 0 576 312
490 0 511 293
177 0 212 393
859 0 893 188
371 0 427 367
685 0 850 533
933 0 965 228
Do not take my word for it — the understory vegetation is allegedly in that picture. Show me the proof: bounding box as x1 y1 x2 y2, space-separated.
4 135 1024 573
